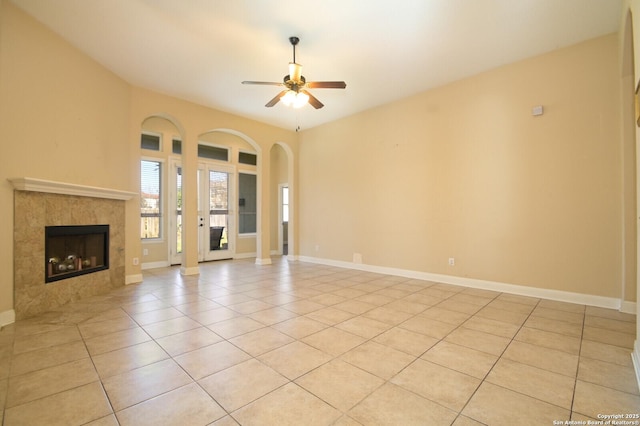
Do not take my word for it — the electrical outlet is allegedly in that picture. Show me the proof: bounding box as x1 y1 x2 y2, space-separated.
133 257 139 266
448 258 455 266
143 248 148 256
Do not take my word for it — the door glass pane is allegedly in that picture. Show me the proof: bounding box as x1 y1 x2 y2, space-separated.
175 166 182 254
209 171 228 251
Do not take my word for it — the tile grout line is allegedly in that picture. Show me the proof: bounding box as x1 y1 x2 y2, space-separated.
568 305 586 421
77 320 120 424
451 296 544 424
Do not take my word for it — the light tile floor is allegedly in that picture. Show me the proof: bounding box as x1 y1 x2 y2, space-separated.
0 258 638 425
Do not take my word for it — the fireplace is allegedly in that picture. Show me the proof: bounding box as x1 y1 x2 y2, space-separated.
9 178 136 320
45 225 109 283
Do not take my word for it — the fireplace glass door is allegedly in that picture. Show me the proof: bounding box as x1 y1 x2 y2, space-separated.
45 225 109 283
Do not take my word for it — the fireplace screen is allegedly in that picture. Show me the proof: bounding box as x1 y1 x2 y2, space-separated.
45 225 109 283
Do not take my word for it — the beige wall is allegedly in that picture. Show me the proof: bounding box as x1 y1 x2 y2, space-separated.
0 1 133 318
299 34 628 301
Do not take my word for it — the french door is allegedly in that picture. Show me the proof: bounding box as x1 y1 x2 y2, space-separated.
169 160 235 264
198 162 235 261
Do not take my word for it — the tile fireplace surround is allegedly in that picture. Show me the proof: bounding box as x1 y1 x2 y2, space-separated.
10 178 136 320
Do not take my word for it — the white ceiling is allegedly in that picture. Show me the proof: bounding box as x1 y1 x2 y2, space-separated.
12 0 623 131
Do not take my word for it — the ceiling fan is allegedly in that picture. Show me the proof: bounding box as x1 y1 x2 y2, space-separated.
242 36 346 109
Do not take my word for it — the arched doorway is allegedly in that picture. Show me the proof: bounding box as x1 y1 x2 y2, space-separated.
168 128 264 266
140 115 184 269
271 142 295 258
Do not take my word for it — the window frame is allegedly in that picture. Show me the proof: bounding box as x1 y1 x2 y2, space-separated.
237 171 257 236
238 150 258 166
141 131 162 152
140 157 164 241
172 138 182 155
197 142 229 162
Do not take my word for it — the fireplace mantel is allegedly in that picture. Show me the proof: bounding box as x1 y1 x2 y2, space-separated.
8 177 137 200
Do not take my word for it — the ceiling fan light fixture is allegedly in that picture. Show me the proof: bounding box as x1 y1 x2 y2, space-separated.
280 90 296 106
281 90 308 108
294 91 309 108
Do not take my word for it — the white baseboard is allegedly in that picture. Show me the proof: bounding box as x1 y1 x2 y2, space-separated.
298 256 627 311
255 257 272 265
0 309 15 327
632 340 640 393
234 252 257 260
142 261 171 270
180 266 200 275
125 274 144 285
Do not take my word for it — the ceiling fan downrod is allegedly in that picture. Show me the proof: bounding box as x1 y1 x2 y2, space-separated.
289 36 299 63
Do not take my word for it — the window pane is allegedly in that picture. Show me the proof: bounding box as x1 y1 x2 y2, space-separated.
239 152 257 165
198 144 228 161
239 173 257 234
172 139 182 154
141 133 161 151
141 160 161 239
282 187 289 222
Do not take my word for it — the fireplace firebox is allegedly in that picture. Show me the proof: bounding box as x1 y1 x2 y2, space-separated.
45 225 109 283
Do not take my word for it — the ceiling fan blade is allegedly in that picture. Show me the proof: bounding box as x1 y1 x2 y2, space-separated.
265 90 288 107
242 81 285 86
301 90 324 109
306 81 346 89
